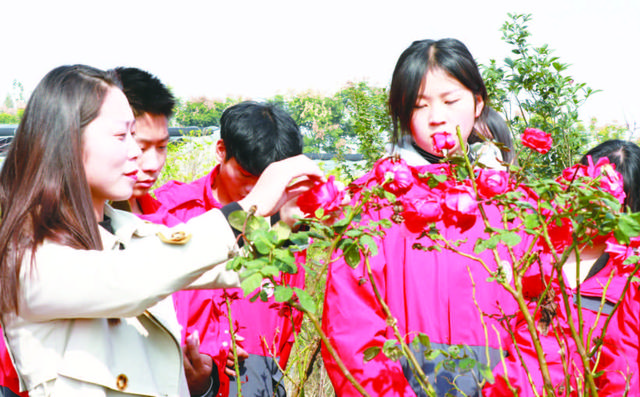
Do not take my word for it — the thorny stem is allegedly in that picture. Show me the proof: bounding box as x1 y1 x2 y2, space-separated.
585 271 615 355
291 301 371 397
496 306 538 397
225 295 243 397
260 335 300 395
467 268 492 389
362 253 437 396
553 256 598 395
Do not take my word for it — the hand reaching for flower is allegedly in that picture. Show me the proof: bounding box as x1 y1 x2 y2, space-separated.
239 155 325 217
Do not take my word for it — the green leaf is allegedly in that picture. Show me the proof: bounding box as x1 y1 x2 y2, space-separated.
383 190 397 203
226 256 245 271
382 340 402 361
447 345 461 357
241 273 263 296
615 214 640 245
244 258 268 270
417 333 431 350
474 235 500 254
459 357 475 372
294 287 315 313
363 346 381 362
271 221 291 243
253 232 274 255
227 210 248 231
359 234 378 256
425 349 441 361
274 249 297 274
260 265 280 278
344 243 362 269
477 362 496 384
274 285 294 302
246 215 270 235
523 213 541 229
346 229 363 238
500 231 522 247
337 237 354 251
289 231 310 247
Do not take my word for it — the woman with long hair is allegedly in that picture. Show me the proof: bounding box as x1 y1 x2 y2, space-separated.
0 64 321 397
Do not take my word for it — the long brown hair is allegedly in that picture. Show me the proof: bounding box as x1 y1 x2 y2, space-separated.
0 65 121 314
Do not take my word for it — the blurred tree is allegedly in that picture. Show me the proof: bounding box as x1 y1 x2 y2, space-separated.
284 91 347 154
174 97 241 127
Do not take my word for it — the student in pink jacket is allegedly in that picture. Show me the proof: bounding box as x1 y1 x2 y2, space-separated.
483 140 640 396
152 101 306 397
321 38 519 397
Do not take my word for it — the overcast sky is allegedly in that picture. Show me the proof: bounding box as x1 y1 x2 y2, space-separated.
1 0 639 128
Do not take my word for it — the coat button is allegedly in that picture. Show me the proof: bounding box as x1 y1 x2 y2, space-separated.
116 374 128 391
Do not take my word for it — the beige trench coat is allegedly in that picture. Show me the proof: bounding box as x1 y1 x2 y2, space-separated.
2 205 241 397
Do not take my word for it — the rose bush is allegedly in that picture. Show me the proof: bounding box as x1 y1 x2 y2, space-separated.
228 123 640 397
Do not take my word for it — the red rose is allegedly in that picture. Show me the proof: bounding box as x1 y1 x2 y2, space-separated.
374 157 415 196
297 175 345 216
476 169 509 199
432 131 456 153
442 181 478 232
522 127 552 154
401 192 443 233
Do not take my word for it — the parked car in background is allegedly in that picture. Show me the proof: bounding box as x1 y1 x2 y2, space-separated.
0 125 18 165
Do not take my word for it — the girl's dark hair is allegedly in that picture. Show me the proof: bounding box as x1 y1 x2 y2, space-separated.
388 38 512 157
580 139 640 213
0 65 121 314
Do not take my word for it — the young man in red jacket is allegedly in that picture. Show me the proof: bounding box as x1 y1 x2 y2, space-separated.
152 101 305 397
114 66 221 397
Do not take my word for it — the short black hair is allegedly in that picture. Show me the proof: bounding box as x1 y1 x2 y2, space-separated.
220 101 303 176
580 139 640 213
114 67 175 118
